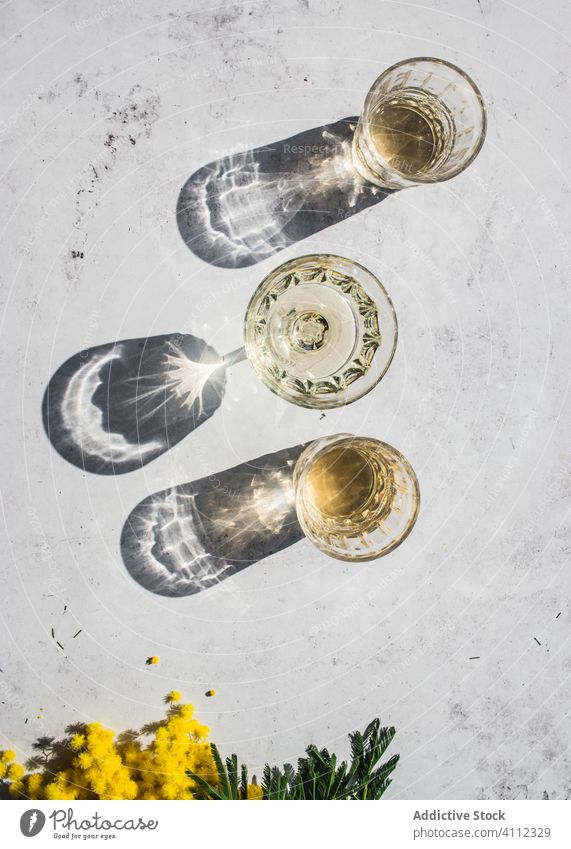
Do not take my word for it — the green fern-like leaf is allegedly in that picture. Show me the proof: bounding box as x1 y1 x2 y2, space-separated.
189 718 398 800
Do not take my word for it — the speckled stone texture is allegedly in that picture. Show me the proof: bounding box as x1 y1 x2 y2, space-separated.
0 0 569 800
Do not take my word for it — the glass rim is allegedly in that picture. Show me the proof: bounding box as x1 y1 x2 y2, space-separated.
362 56 487 185
243 253 398 409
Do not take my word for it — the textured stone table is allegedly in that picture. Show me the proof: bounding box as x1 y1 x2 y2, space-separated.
1 0 569 799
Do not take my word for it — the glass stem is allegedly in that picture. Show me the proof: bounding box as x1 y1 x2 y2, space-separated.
223 345 248 368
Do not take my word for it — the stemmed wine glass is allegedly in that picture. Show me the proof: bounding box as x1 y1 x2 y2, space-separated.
244 253 397 409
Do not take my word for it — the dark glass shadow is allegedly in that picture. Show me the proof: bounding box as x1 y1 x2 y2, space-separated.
43 333 231 475
121 444 306 597
177 117 393 269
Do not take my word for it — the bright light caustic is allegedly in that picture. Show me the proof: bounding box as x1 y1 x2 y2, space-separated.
159 345 223 418
60 349 164 466
43 334 228 475
176 118 387 270
121 447 304 597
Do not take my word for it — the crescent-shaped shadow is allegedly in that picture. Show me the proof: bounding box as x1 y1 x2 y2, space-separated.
43 333 228 475
177 117 393 269
120 444 306 597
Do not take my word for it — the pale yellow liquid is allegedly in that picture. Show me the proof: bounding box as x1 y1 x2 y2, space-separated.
304 445 376 520
370 102 437 177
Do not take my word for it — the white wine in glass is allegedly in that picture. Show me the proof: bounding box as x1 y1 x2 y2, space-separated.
294 434 420 561
353 57 486 190
244 254 397 409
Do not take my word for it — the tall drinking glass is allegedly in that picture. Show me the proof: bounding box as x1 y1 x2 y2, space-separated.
352 57 486 190
294 434 420 561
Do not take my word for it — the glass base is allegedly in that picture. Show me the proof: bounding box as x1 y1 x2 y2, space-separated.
244 254 397 409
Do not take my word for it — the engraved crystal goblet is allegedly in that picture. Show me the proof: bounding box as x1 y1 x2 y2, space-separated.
244 254 397 409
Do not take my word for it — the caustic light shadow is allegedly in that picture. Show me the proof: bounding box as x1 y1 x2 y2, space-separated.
121 445 306 597
177 117 392 269
43 333 230 475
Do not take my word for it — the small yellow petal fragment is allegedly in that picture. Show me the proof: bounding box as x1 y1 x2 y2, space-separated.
166 690 181 703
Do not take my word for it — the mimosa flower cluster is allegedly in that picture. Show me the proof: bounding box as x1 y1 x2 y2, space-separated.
1 702 397 800
0 695 261 800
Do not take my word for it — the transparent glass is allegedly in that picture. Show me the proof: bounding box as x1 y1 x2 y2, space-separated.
294 434 420 561
244 254 397 409
352 57 486 190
